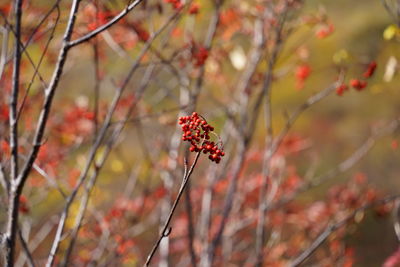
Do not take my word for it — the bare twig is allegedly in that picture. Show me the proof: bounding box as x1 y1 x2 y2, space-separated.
254 75 342 266
145 152 201 266
3 0 78 261
184 177 197 267
46 12 181 266
15 218 57 267
17 229 35 267
5 1 24 265
17 5 61 119
205 5 289 266
290 194 400 267
0 26 9 81
393 200 400 242
266 117 400 213
67 0 145 48
61 62 156 267
0 163 9 194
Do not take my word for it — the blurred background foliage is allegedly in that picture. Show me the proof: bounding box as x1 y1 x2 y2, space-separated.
1 0 399 265
53 0 399 265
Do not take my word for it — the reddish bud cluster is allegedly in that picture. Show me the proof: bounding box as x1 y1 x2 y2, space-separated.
350 79 367 90
86 11 114 31
131 22 150 42
363 61 377 78
295 64 311 80
188 3 200 14
0 103 9 121
179 112 225 163
19 195 29 214
336 61 377 96
295 63 311 89
315 23 335 39
193 46 209 67
336 84 348 96
164 0 183 10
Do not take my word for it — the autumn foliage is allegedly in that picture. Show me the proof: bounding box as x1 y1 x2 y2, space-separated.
0 0 400 267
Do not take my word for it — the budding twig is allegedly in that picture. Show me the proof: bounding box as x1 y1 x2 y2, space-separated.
144 151 201 266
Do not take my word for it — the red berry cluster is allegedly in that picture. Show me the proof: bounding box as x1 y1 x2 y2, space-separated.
188 3 200 15
350 79 367 90
191 43 209 67
295 63 311 90
336 61 377 96
178 112 225 163
336 84 348 96
363 61 377 78
164 0 183 10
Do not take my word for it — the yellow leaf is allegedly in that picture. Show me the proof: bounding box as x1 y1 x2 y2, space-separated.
332 49 349 64
229 46 247 70
383 24 399 40
111 159 124 173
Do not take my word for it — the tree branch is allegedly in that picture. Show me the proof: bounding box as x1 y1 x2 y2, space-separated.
145 152 201 266
290 194 400 267
67 0 145 48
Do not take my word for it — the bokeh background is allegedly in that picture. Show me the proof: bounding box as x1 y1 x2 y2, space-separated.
1 0 400 266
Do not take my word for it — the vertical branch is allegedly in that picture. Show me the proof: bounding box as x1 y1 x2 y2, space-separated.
159 1 222 265
4 1 23 265
254 6 288 265
145 152 201 266
60 63 156 267
184 179 197 267
9 0 23 190
3 0 82 266
92 0 100 137
198 121 232 266
17 230 35 267
204 4 289 266
16 0 81 190
0 26 9 81
45 12 181 266
289 195 400 267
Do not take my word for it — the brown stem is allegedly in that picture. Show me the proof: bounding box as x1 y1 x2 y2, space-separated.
145 152 201 266
5 0 23 265
290 194 400 266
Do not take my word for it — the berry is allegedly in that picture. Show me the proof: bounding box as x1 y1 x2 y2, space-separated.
363 61 377 78
350 79 367 91
178 112 225 163
336 84 348 96
188 3 199 15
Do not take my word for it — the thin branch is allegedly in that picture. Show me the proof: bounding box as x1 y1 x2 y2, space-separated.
61 62 156 267
254 8 274 266
17 229 35 267
9 0 23 183
205 6 289 266
0 26 9 81
17 5 61 119
254 75 342 266
16 0 80 190
0 12 50 90
393 200 400 242
46 12 181 266
5 0 82 265
145 151 202 266
4 0 80 260
67 0 145 48
15 218 57 267
266 117 400 213
5 0 24 265
0 163 9 194
184 178 197 267
290 194 400 267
